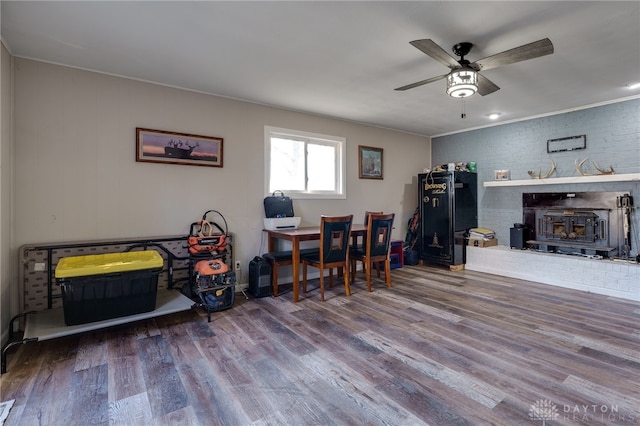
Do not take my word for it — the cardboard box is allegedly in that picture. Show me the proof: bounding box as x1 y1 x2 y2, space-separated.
468 238 498 248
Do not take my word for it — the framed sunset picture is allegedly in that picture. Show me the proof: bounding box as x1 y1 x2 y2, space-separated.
136 128 223 167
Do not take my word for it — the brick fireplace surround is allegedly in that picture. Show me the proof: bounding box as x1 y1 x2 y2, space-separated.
466 245 639 301
465 175 640 302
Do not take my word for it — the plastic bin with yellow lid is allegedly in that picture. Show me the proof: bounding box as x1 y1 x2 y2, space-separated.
55 250 163 278
55 250 164 325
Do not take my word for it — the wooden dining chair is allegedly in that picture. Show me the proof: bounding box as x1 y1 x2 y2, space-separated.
351 211 383 271
263 248 319 296
363 211 383 228
350 213 395 292
301 215 353 301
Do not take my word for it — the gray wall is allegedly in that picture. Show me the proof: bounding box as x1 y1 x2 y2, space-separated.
2 57 431 341
1 42 14 346
432 99 640 254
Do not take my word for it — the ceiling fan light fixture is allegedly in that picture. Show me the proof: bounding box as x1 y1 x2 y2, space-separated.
446 68 478 98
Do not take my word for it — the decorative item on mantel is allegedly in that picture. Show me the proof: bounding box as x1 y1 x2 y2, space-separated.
575 158 615 176
527 160 556 179
494 170 510 180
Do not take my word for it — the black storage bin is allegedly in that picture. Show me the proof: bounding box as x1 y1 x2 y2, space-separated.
55 251 163 326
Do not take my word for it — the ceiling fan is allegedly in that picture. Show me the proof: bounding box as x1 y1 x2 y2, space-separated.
395 38 554 98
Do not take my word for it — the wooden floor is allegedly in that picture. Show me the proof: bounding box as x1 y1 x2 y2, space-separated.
1 265 639 425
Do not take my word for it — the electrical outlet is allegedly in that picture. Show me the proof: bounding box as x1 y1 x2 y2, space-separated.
235 261 241 271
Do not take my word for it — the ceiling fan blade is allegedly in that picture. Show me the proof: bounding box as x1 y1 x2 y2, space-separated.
394 74 448 91
477 74 500 96
473 38 554 71
410 39 460 69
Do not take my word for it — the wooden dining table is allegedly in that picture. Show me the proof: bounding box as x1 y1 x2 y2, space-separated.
264 224 367 302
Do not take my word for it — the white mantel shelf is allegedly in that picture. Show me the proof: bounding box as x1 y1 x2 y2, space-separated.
483 173 640 187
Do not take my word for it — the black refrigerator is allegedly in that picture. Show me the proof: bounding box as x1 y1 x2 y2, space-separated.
418 171 478 266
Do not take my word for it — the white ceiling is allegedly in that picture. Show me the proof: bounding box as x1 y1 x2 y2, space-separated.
2 1 639 137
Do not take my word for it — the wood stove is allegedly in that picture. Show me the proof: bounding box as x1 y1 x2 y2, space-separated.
523 191 629 258
539 210 602 244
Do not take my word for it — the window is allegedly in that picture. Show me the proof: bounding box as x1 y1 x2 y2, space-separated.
265 126 346 199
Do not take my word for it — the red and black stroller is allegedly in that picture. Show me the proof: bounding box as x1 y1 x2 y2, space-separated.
184 210 240 321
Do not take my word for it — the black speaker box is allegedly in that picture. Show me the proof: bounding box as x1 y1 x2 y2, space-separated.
510 227 528 250
249 256 271 298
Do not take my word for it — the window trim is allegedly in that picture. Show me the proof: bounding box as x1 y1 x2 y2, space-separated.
264 125 346 200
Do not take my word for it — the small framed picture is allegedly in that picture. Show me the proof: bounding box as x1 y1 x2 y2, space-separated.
358 145 383 179
494 170 510 180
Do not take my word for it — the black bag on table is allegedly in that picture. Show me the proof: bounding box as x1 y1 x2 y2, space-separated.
263 190 294 218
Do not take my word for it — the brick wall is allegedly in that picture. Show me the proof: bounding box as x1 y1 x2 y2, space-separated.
432 99 640 255
466 246 640 301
